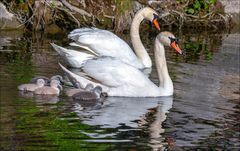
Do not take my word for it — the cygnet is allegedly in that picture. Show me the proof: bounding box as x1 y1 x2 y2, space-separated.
18 79 45 92
72 85 102 101
34 80 62 95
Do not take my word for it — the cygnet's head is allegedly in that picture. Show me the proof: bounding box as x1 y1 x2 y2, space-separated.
36 79 45 86
50 80 62 91
85 83 94 91
93 86 102 98
140 7 160 31
30 76 49 84
75 82 81 89
51 75 63 83
157 31 183 54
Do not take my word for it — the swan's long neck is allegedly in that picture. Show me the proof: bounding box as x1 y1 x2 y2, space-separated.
130 11 152 68
154 39 173 95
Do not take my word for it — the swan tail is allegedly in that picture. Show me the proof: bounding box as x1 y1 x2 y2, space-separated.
50 43 78 57
69 42 98 56
77 71 92 80
59 63 106 90
51 43 95 68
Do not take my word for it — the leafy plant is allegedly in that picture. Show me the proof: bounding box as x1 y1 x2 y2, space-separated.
18 0 25 4
184 0 218 15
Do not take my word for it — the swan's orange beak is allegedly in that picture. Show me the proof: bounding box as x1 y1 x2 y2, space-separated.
153 18 160 31
171 41 182 54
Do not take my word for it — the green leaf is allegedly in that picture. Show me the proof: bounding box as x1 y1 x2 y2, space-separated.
19 0 24 3
187 8 195 14
194 1 201 10
204 3 209 10
209 0 217 4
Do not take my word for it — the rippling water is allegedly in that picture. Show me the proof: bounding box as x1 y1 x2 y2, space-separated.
0 28 239 150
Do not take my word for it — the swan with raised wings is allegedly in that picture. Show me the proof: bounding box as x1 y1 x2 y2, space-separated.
59 31 182 97
52 7 160 69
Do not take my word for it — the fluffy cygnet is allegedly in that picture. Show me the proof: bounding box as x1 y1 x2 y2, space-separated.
65 83 93 97
34 80 62 95
72 85 102 101
30 75 63 85
18 79 45 92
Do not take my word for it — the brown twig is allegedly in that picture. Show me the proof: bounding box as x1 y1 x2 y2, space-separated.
218 13 229 28
60 0 91 17
57 7 81 27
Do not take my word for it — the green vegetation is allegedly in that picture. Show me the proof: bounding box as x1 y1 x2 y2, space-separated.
177 0 218 15
1 0 228 31
186 0 217 15
18 0 25 4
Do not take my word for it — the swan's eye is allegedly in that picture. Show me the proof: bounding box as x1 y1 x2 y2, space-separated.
153 13 159 20
169 37 174 43
168 37 178 44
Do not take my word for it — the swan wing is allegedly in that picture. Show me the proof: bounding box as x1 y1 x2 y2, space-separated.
68 28 143 68
51 43 95 68
69 27 99 35
82 57 152 88
59 57 160 97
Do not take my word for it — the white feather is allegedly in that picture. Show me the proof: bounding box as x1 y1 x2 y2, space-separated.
69 42 98 56
67 27 143 69
51 43 95 68
59 63 108 91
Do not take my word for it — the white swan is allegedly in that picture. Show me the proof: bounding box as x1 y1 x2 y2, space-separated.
52 7 160 69
59 31 182 97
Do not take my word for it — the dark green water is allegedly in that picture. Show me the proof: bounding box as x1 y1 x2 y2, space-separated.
0 27 239 150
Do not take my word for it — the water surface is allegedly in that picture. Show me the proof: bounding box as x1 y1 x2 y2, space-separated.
0 28 239 150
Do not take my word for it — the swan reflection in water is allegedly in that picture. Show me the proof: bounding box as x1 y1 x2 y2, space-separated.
72 96 173 150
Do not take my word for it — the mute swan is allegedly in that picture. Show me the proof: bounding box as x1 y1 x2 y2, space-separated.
59 31 182 97
52 7 160 69
34 80 62 95
18 79 45 92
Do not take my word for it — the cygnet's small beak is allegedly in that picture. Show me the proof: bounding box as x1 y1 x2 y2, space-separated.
58 85 63 91
171 41 182 54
